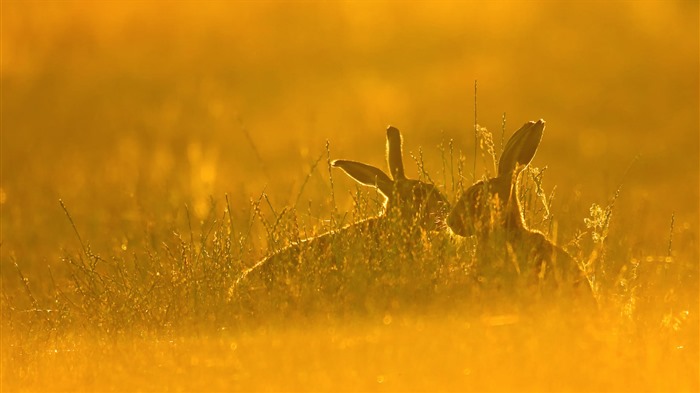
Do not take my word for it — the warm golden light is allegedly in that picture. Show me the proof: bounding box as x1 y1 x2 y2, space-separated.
2 1 698 391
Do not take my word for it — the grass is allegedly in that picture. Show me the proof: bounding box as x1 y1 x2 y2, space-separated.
2 1 698 392
3 124 696 391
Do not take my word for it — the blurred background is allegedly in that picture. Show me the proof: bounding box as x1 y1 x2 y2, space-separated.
2 1 698 265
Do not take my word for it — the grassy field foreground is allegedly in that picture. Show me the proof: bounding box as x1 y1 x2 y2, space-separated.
2 1 699 391
3 182 697 390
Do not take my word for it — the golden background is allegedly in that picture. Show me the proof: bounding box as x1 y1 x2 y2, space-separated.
2 1 698 391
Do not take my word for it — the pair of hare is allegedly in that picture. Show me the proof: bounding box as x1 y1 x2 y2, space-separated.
235 120 592 298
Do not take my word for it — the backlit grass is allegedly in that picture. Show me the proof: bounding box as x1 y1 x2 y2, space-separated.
2 1 698 391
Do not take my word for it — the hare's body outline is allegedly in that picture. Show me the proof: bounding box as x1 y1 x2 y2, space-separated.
447 120 592 295
233 126 449 290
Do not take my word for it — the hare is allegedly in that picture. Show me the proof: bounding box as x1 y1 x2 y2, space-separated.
447 120 593 298
232 126 449 292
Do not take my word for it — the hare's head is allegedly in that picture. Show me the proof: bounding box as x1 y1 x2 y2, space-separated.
332 126 449 229
447 119 545 238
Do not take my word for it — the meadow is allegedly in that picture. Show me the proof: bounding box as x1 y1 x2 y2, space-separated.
1 1 698 391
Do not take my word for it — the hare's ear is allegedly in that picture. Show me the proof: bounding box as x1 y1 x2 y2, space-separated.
386 126 406 180
498 119 545 177
332 160 394 198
